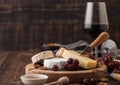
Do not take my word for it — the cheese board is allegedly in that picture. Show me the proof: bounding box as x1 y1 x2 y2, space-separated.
25 62 107 83
25 46 120 83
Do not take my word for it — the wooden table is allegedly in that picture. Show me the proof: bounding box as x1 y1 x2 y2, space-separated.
0 50 120 85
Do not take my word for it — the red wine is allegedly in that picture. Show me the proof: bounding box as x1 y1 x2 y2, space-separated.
84 23 108 39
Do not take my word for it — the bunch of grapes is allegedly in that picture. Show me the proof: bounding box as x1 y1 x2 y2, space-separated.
64 58 79 71
82 77 98 85
97 54 120 73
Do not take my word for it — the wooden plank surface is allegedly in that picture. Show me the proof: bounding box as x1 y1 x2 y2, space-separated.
0 51 12 68
0 51 38 85
0 0 119 51
0 51 120 85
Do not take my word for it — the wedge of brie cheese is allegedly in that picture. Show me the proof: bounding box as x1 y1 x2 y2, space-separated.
44 58 67 69
31 51 54 63
56 48 97 69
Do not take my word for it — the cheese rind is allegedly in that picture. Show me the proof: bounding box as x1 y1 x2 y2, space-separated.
31 51 54 63
56 48 97 69
44 58 67 69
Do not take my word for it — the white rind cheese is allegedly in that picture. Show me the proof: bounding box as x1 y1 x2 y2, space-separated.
56 48 97 69
44 58 67 69
31 51 54 63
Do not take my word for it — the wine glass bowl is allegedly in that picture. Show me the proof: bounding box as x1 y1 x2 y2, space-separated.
84 2 109 39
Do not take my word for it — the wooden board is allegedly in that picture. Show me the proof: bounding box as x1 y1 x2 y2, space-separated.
25 63 107 83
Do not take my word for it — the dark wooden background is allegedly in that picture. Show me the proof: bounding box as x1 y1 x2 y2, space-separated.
0 0 119 50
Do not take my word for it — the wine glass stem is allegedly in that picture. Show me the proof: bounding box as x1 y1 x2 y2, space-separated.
95 47 98 58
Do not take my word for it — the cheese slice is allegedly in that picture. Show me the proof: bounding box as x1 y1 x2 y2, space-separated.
56 48 97 69
31 51 54 63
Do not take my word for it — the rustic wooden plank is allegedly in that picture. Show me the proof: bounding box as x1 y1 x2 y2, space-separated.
0 51 12 68
0 51 39 85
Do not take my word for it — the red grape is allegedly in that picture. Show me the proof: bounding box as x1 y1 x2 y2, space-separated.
107 62 114 72
52 65 59 71
91 77 98 85
83 77 98 85
113 61 120 69
108 62 114 68
64 63 69 70
103 57 110 65
67 64 76 71
83 78 91 85
73 59 79 65
67 58 73 64
105 54 113 62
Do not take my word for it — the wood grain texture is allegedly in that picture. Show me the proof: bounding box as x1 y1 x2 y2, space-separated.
0 51 11 68
0 51 39 85
0 0 119 50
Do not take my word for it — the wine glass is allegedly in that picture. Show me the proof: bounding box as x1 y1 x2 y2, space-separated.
101 39 118 59
84 2 109 58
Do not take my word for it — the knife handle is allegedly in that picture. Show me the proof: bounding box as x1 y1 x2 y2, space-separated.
90 32 110 48
111 73 120 81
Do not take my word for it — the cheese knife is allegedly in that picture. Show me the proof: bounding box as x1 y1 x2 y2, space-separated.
81 32 110 54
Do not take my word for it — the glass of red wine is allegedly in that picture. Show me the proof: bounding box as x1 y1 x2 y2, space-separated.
84 2 109 58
